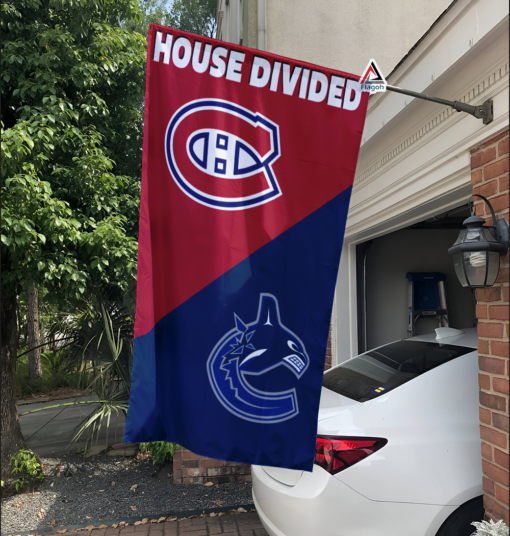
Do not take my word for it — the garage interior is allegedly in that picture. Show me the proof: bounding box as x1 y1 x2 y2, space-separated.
356 204 478 353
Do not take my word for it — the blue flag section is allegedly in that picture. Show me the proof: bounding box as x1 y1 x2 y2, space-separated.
125 26 368 471
126 188 352 470
208 292 309 424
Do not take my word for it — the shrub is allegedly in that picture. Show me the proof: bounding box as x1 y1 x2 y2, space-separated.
15 346 90 399
140 442 179 465
40 350 69 376
10 449 44 493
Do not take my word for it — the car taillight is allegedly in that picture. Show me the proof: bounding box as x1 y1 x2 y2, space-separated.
314 436 387 475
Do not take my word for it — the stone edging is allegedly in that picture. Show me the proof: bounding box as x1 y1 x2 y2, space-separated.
17 392 93 407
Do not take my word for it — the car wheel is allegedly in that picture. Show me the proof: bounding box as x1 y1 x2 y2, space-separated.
436 496 484 536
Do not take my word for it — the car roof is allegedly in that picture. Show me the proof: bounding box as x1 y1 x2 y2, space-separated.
408 327 478 349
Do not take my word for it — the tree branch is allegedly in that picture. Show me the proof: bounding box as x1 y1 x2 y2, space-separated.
16 336 76 360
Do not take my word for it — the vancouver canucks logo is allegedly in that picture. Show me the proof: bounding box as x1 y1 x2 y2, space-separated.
165 99 281 211
207 294 309 423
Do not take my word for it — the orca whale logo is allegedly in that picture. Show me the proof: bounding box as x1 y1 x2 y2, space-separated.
165 99 281 210
207 294 309 423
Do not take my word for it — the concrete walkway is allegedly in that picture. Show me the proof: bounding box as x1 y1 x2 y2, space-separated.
17 396 126 456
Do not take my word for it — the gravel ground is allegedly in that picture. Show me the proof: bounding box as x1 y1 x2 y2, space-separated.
1 453 253 534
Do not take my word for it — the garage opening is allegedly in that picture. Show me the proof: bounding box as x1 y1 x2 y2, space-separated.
356 204 477 353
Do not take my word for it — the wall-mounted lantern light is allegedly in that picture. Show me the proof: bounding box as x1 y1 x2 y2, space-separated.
448 195 509 288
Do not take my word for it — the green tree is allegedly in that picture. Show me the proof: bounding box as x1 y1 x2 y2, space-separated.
123 0 173 37
123 0 218 39
167 0 217 38
0 0 146 479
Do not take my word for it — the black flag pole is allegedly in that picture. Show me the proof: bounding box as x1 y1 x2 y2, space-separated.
385 85 494 125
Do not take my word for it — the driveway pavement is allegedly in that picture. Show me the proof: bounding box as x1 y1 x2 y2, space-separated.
111 514 267 536
17 396 126 456
30 513 268 536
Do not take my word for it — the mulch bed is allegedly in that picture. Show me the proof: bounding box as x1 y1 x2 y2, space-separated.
1 451 253 535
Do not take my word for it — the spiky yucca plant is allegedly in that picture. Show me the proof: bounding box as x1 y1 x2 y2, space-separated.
20 298 134 450
71 303 132 448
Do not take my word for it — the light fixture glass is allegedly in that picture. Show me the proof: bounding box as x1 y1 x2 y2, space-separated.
464 251 487 287
448 195 508 288
452 253 468 287
485 251 501 286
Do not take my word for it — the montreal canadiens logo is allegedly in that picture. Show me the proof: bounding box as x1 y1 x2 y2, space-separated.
207 294 309 423
165 99 281 210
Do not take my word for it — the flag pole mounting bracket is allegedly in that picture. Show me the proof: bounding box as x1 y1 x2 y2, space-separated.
385 85 494 125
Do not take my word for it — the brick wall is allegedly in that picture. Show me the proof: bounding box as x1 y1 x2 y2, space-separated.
471 130 509 524
173 447 251 485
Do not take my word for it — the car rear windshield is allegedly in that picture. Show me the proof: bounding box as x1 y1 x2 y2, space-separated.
322 340 473 402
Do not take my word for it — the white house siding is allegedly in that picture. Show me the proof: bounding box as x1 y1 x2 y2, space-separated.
265 0 453 76
217 0 453 76
334 0 509 364
215 0 510 365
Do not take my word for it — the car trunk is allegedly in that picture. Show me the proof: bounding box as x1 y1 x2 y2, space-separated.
261 388 362 486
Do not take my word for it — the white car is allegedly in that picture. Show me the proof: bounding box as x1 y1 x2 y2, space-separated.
252 327 483 536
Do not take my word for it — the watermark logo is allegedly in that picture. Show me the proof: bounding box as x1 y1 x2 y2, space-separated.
360 59 387 94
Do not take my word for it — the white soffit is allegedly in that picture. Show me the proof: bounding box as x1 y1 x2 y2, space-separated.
347 0 509 240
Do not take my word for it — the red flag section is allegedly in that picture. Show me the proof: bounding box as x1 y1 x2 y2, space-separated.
135 26 368 338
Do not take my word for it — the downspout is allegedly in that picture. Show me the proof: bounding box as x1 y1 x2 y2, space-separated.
257 0 266 51
228 0 239 44
215 0 223 39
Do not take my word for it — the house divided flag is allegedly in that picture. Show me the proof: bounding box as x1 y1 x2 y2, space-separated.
124 25 369 471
